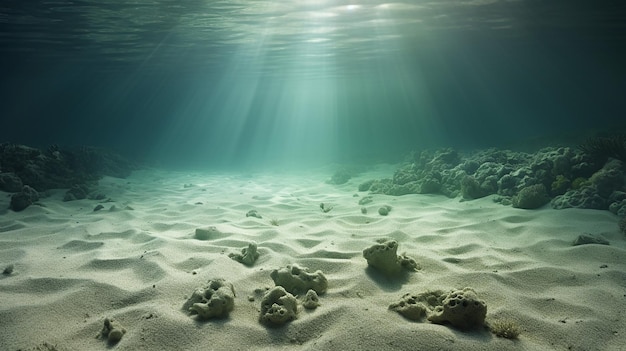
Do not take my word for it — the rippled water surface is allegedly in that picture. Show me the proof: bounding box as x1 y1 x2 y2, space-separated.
2 0 625 75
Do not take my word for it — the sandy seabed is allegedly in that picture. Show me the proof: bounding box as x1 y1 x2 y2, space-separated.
1 165 625 351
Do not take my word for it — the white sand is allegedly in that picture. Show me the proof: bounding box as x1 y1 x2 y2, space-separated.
1 165 625 351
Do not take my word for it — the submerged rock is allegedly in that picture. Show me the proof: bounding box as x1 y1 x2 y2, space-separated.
10 185 39 211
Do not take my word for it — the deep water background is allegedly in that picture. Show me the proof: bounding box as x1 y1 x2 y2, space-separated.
1 1 625 170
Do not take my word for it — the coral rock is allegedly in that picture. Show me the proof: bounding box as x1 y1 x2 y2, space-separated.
427 287 487 329
259 286 298 326
270 263 327 295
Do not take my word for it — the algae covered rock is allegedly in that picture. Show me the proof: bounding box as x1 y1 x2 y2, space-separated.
378 205 392 216
362 239 418 276
10 185 39 211
183 279 235 320
270 263 328 295
512 184 549 209
259 286 298 326
427 287 487 329
389 291 443 321
229 242 260 266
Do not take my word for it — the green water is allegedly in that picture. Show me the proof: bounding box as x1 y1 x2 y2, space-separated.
1 1 625 169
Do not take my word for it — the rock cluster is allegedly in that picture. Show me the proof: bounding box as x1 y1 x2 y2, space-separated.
389 287 487 330
1 143 134 211
359 145 626 212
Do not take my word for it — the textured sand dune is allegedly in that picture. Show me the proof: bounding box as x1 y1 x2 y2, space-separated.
1 166 625 351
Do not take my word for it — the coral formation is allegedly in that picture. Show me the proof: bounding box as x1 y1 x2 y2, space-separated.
427 287 487 329
579 134 626 164
259 286 298 326
10 185 39 211
362 240 418 276
390 288 487 330
270 263 328 295
389 291 443 321
228 242 260 266
0 172 23 192
0 143 133 192
63 184 89 201
302 289 321 309
357 145 626 214
99 318 126 344
183 279 235 320
552 159 624 210
609 197 626 217
551 174 571 195
512 184 549 209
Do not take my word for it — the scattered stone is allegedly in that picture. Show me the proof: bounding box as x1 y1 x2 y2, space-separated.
320 202 333 213
358 179 376 192
512 184 550 209
183 279 236 320
10 185 39 211
358 195 373 205
63 184 89 202
302 289 321 309
89 193 106 200
363 239 418 276
93 204 104 212
259 286 298 326
572 233 610 246
229 242 260 266
390 287 487 330
270 263 328 295
389 291 441 321
99 317 126 344
0 172 23 192
427 287 487 330
378 205 392 216
361 207 367 214
246 209 262 219
3 264 14 275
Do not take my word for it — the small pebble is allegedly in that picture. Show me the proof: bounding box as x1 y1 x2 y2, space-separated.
3 264 14 275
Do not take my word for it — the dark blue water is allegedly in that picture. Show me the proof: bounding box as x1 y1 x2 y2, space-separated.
1 0 625 169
